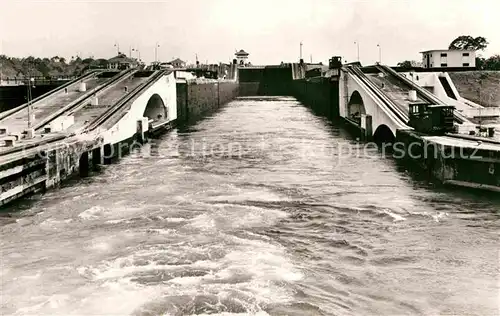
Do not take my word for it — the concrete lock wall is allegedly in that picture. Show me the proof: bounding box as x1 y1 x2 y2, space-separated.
238 67 294 96
291 78 340 118
176 80 239 122
0 154 47 207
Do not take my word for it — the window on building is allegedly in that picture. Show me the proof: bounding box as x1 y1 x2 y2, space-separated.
463 63 470 67
441 63 448 67
441 53 447 57
462 53 469 56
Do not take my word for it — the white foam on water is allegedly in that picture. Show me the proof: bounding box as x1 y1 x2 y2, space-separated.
19 271 42 280
40 218 73 226
78 203 148 222
14 279 162 316
164 217 187 222
187 202 288 231
382 209 406 222
14 294 70 315
193 312 270 316
104 218 130 224
78 205 106 220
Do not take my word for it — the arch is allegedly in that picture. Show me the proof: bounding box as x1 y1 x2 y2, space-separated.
143 93 167 121
347 90 366 122
373 124 395 144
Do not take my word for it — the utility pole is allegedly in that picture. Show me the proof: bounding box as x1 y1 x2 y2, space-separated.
354 41 360 62
26 63 34 129
114 42 120 54
299 41 303 60
310 54 312 63
155 42 160 63
377 44 382 64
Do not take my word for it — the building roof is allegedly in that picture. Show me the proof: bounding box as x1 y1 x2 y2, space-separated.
108 53 137 64
420 49 476 54
235 49 249 56
167 58 185 64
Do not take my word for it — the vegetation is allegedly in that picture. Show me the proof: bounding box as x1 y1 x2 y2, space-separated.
448 35 489 51
0 55 109 78
448 35 499 70
396 36 499 70
397 60 419 68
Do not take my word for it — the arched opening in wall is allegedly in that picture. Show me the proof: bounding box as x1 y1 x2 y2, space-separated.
373 124 396 146
348 90 366 124
143 93 167 122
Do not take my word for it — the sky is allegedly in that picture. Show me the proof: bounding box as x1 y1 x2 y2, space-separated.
1 0 499 66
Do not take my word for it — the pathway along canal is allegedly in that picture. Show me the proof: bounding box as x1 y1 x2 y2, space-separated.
1 96 499 315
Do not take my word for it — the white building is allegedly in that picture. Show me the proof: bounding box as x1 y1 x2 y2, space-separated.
421 49 476 69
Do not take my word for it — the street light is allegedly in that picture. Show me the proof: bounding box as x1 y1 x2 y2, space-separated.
26 65 35 129
300 41 303 61
155 42 160 63
354 41 360 62
377 44 381 63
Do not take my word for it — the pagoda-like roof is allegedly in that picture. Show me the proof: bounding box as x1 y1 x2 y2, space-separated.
235 49 249 56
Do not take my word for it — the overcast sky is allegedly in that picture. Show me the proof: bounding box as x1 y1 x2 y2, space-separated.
1 0 499 66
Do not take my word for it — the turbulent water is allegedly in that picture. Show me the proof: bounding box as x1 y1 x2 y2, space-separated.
1 96 499 316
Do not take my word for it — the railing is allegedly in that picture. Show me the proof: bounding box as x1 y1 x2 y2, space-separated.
0 76 75 86
33 69 136 131
84 70 167 132
347 65 409 124
375 64 468 124
0 70 100 122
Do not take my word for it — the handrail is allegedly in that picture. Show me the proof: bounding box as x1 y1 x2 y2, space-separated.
347 65 409 123
0 70 100 121
33 69 136 131
344 67 408 129
375 64 468 124
84 70 166 132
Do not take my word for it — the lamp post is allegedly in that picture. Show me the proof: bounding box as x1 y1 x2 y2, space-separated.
377 44 382 64
26 64 35 129
354 41 360 62
155 42 160 63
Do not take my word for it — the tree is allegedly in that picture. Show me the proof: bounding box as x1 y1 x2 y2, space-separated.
449 35 488 51
397 60 419 68
476 57 486 70
483 55 500 70
397 60 414 68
